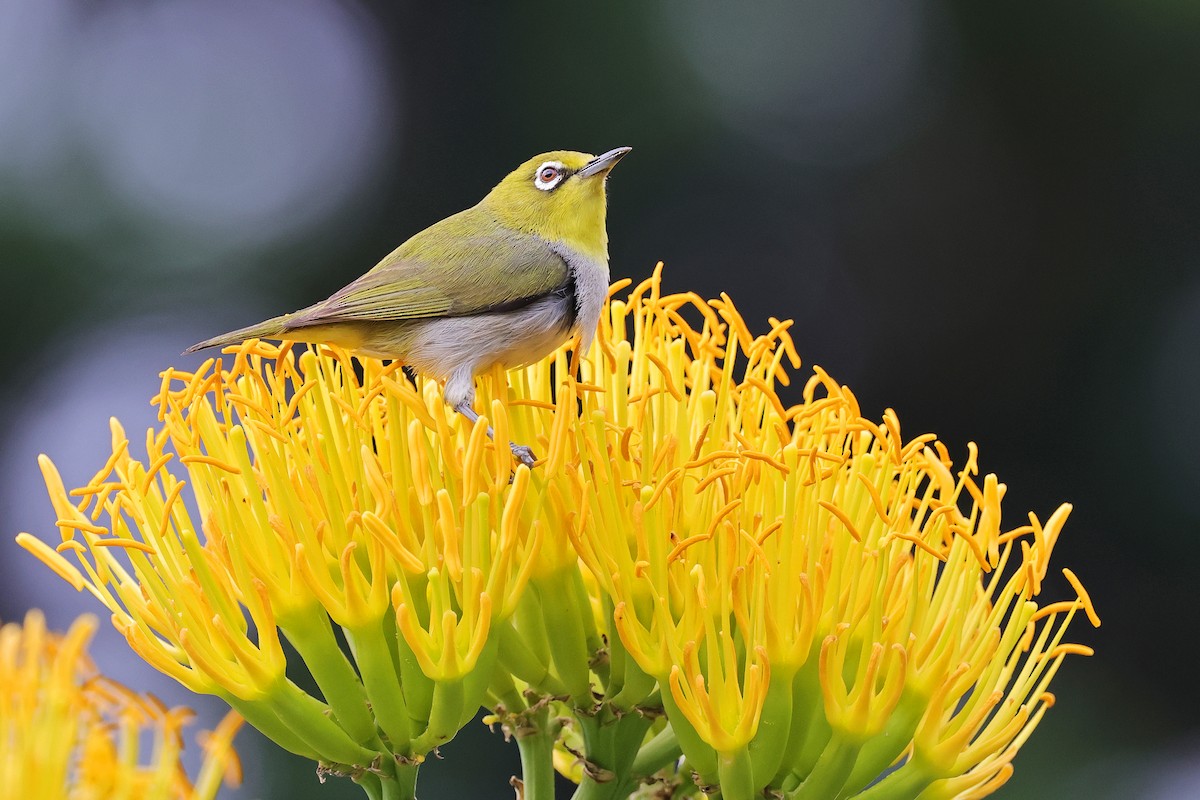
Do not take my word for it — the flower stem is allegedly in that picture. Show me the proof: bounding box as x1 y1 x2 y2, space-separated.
355 765 418 800
393 763 420 800
629 724 682 776
354 772 383 800
569 711 654 800
515 704 558 800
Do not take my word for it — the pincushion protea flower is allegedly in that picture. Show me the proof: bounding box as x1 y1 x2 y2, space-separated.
18 266 1097 799
0 609 242 800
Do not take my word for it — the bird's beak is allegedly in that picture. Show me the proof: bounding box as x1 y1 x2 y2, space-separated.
578 146 632 178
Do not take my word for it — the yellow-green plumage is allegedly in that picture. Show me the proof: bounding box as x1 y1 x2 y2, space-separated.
186 147 631 466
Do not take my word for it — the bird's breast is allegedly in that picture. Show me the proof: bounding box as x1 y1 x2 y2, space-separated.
353 289 578 379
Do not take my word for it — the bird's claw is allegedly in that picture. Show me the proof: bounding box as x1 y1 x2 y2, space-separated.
510 443 538 468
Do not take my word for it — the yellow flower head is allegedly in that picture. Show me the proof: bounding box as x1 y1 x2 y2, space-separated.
0 610 241 800
19 265 1098 799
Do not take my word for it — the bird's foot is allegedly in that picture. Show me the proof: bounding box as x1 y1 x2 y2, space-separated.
454 400 537 468
510 443 538 468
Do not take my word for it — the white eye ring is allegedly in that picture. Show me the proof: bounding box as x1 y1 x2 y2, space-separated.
534 161 566 191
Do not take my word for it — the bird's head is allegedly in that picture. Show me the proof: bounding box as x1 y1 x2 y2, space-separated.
482 147 631 261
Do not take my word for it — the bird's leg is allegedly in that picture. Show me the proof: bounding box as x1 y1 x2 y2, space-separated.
447 367 537 468
453 402 537 468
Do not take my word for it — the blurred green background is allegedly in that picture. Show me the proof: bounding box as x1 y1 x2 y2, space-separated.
2 1 1196 797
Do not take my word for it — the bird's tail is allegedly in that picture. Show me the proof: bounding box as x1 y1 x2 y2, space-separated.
183 314 292 355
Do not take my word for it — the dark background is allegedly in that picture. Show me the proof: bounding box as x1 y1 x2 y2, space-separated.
2 1 1196 798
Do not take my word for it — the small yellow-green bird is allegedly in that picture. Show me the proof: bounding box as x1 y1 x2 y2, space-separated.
186 147 631 466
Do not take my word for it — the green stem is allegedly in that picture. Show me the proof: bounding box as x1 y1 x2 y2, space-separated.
219 693 320 760
611 714 656 779
348 619 414 754
393 763 420 800
790 731 861 799
571 774 640 800
841 693 925 795
280 616 378 746
535 572 594 705
849 761 934 800
630 723 682 776
658 687 718 782
355 771 383 800
569 711 653 800
355 769 417 800
515 705 558 800
261 679 378 765
411 677 466 753
716 748 756 800
498 621 562 692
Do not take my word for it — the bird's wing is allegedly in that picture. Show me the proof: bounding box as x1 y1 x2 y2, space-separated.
284 209 569 329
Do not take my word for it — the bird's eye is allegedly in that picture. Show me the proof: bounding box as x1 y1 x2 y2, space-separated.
534 161 565 191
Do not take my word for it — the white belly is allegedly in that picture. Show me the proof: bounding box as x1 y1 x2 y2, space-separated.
357 290 577 381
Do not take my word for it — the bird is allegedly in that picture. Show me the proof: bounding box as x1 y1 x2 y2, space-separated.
185 147 631 467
